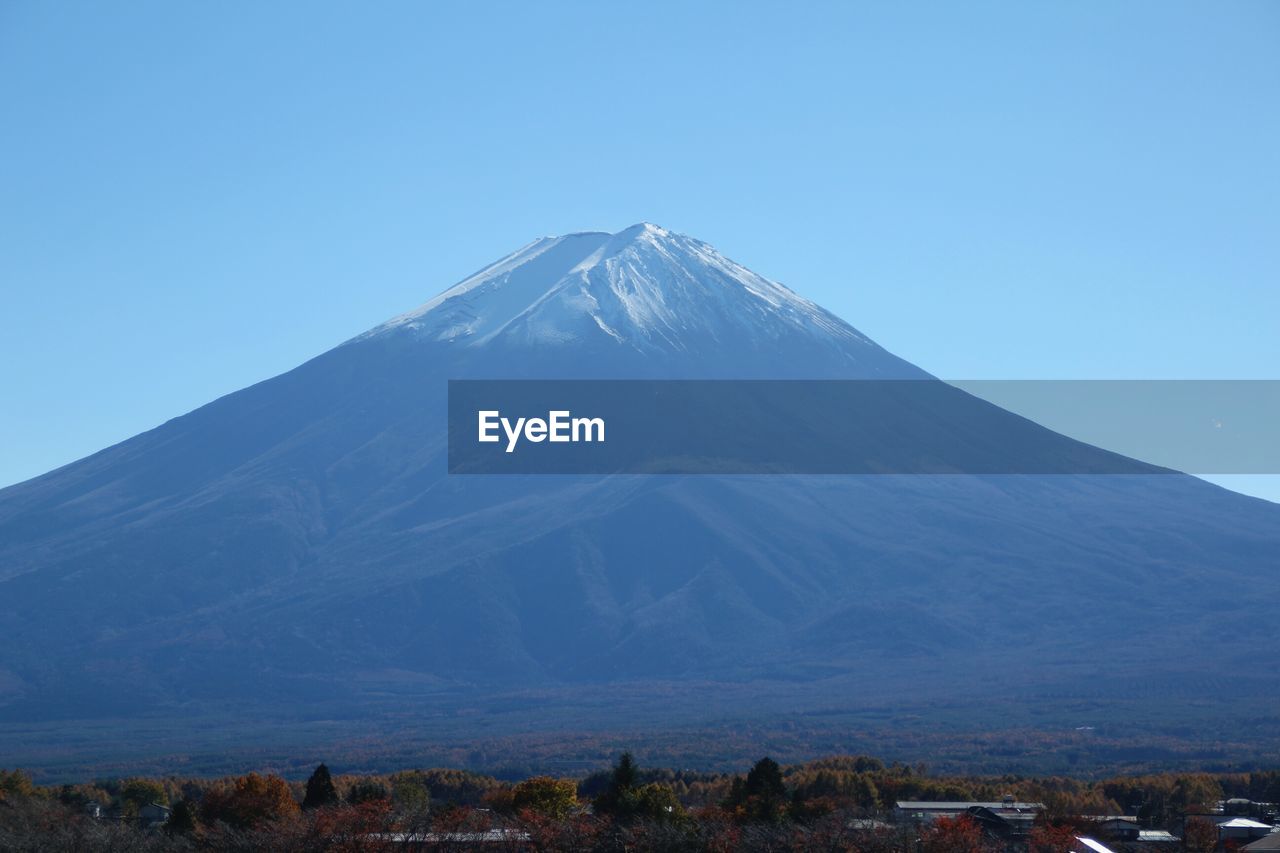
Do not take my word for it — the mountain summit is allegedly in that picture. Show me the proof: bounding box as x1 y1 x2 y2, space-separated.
0 226 1278 774
360 223 921 377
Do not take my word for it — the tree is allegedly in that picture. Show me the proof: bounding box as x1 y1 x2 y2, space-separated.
594 752 640 816
1136 788 1168 828
610 753 638 791
392 775 430 812
0 769 36 800
1171 775 1223 816
201 772 300 829
119 778 167 817
302 763 339 810
166 799 198 835
628 782 686 822
747 758 784 795
346 779 389 805
1028 823 1078 853
852 774 880 810
921 814 988 853
511 776 578 819
1183 817 1218 853
724 757 790 823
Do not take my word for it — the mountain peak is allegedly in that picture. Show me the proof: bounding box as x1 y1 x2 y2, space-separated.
614 221 670 240
557 222 669 242
357 224 918 377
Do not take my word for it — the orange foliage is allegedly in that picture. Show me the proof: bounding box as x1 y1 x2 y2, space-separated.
1029 822 1079 853
200 772 300 829
920 814 988 853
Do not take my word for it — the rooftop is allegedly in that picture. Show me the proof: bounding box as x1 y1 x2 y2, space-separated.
896 800 1044 811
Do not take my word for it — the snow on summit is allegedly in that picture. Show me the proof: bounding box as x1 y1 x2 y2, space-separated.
364 223 877 357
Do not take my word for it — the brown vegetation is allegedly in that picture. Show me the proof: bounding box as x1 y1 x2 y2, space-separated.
1 756 1277 851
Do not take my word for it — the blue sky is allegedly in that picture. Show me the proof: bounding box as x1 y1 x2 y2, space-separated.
2 1 1277 498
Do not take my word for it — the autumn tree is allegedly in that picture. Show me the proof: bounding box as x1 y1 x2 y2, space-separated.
511 775 578 819
302 763 338 810
0 769 36 804
1136 787 1169 828
920 814 989 853
307 797 395 850
1183 816 1218 853
119 777 167 817
201 772 300 829
628 782 686 822
1171 775 1223 816
392 774 430 812
1028 822 1078 853
346 779 389 805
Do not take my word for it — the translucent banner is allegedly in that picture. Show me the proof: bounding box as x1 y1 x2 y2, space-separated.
446 379 1279 475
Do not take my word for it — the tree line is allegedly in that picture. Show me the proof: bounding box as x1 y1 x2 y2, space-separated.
2 753 1278 851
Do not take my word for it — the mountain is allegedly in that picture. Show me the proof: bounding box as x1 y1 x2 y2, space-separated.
357 222 924 378
1 223 1277 775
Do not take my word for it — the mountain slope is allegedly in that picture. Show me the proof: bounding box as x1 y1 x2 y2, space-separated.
0 224 1277 768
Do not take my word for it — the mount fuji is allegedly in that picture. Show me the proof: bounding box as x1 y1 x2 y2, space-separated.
1 224 1277 775
356 222 924 378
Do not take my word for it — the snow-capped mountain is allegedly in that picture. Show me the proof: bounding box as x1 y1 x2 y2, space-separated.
374 223 864 347
0 224 1278 775
360 223 923 378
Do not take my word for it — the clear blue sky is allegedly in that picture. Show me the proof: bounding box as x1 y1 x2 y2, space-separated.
2 2 1277 498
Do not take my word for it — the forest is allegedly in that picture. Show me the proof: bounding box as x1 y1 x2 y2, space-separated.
2 752 1278 851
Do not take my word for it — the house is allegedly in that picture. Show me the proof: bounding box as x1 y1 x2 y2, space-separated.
1242 831 1280 851
965 804 1040 838
1073 838 1118 853
1137 828 1180 845
136 802 171 828
1083 815 1140 841
1185 812 1277 844
894 797 1044 823
1218 817 1276 844
1221 799 1280 825
894 797 1044 843
1226 798 1257 815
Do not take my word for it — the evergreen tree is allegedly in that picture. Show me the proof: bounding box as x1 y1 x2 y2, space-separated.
594 752 639 816
745 757 785 800
726 757 790 822
303 763 339 810
612 752 638 792
165 799 197 835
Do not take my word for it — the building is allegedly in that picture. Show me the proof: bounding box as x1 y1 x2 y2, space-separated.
1243 831 1280 851
1073 838 1118 853
1218 817 1276 844
894 798 1044 842
136 802 171 828
965 804 1040 839
1136 828 1180 845
894 798 1044 823
1083 815 1140 842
